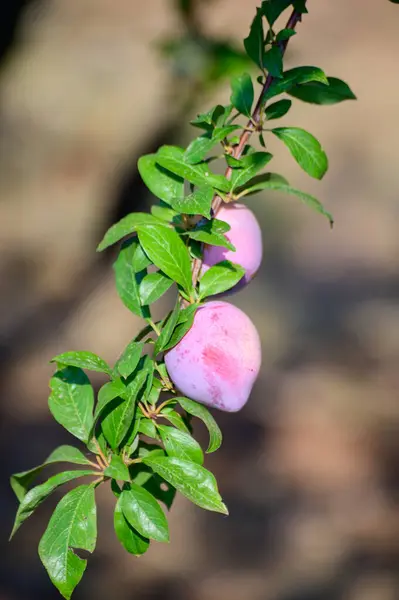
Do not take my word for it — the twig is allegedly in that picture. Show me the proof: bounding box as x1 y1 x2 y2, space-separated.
190 6 306 288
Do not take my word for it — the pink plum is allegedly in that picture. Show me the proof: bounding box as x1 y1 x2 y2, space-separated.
164 301 261 412
202 203 263 291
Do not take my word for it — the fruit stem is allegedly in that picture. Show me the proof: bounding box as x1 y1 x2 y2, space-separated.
189 5 306 288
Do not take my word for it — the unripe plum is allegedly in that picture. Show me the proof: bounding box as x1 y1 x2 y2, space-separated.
202 203 263 291
164 301 261 412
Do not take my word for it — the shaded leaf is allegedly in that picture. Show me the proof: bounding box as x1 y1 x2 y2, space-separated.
162 304 198 351
154 299 181 355
230 73 254 117
138 153 184 203
114 238 149 319
265 98 292 120
114 497 150 556
265 66 328 100
104 455 130 482
288 76 357 105
244 7 264 69
121 484 169 543
177 397 222 453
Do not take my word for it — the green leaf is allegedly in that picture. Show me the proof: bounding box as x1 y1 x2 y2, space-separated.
244 7 264 69
235 172 289 196
265 66 328 100
261 0 292 26
265 98 292 120
276 28 297 42
288 76 357 105
151 203 178 222
49 367 94 444
38 484 97 600
136 223 193 295
169 186 214 218
230 73 254 117
114 341 143 379
138 153 184 203
156 146 231 192
158 425 204 465
177 397 222 453
162 304 197 351
139 272 174 305
143 456 227 514
154 299 181 355
138 418 158 439
159 407 190 433
10 446 94 502
114 497 150 556
188 219 235 251
147 378 162 406
199 260 245 299
51 351 111 376
104 455 130 482
94 378 126 423
263 45 283 78
11 470 95 538
244 180 333 224
114 238 149 319
190 105 224 130
120 484 169 543
97 212 160 251
184 133 214 165
101 364 148 449
230 151 273 190
271 127 328 179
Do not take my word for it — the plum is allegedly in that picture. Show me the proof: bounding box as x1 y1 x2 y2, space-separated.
202 203 262 291
164 301 261 412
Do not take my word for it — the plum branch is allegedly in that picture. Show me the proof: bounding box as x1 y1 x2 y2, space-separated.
190 5 306 287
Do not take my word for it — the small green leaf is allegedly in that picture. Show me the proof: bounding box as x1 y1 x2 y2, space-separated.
199 260 245 299
244 7 264 69
158 425 204 465
263 45 283 78
162 304 197 351
139 419 158 439
160 407 190 433
261 0 292 26
265 66 328 100
10 446 94 502
38 484 97 600
114 238 149 319
271 127 328 179
154 299 181 355
120 484 169 543
184 133 214 164
177 397 222 453
230 73 254 117
265 98 292 120
51 351 111 376
104 455 130 482
49 367 94 444
101 364 148 449
235 172 289 196
156 146 231 192
288 76 357 105
136 223 193 295
138 153 184 203
151 203 178 222
188 219 235 251
97 212 160 251
114 497 150 556
276 28 297 42
244 180 333 225
169 186 214 218
230 151 273 190
190 105 223 130
143 456 227 514
11 470 95 538
139 272 174 305
94 378 126 423
114 341 143 379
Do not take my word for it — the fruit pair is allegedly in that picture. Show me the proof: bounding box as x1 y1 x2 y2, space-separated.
165 203 263 412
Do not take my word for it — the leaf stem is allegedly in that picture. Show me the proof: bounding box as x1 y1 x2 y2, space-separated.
190 5 306 288
147 318 161 336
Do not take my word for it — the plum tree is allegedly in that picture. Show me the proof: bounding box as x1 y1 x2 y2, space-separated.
165 300 262 412
202 203 263 291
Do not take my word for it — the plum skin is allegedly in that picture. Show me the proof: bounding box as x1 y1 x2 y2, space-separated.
164 301 261 412
202 203 263 291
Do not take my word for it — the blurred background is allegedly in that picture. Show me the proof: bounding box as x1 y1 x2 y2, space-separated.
1 1 399 599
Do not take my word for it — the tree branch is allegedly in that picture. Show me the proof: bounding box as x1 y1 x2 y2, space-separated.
190 6 306 288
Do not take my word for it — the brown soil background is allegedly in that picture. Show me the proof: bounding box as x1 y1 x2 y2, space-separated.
1 1 399 599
